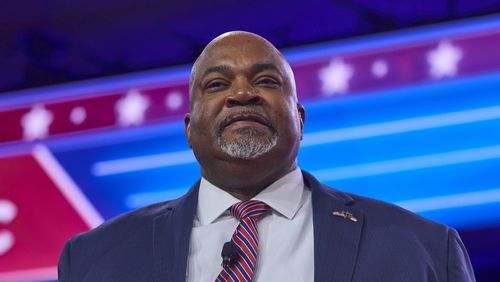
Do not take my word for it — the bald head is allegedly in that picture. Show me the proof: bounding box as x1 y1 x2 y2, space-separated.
189 31 297 108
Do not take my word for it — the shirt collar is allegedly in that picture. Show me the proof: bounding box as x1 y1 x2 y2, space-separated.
197 167 305 225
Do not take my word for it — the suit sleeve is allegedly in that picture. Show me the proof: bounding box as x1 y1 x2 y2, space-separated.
58 239 72 282
447 228 475 282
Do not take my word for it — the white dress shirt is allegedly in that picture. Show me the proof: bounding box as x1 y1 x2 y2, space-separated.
186 168 314 282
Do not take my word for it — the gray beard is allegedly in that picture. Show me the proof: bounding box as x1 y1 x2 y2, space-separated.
217 128 277 159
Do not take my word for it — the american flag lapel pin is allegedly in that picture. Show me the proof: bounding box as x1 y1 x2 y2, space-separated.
332 210 358 222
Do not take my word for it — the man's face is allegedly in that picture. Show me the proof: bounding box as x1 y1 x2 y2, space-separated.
185 33 304 172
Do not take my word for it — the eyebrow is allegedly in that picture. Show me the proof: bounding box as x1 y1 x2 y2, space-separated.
202 65 232 79
200 63 281 81
250 63 280 74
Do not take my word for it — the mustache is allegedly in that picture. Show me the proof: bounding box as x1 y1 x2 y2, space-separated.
216 110 275 134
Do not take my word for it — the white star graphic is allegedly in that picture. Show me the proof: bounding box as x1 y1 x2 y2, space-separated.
0 199 17 256
70 107 87 125
21 104 54 141
371 59 389 78
164 91 184 111
0 199 16 224
0 230 14 256
319 58 354 96
427 41 463 79
115 89 150 127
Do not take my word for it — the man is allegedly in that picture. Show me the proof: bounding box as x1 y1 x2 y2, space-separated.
58 31 475 281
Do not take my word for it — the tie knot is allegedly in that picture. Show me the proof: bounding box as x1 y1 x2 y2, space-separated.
231 200 270 221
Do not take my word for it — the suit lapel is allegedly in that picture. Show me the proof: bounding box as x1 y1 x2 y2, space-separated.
304 171 364 282
152 181 200 282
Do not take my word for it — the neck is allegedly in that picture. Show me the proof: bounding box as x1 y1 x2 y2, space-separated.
201 160 297 201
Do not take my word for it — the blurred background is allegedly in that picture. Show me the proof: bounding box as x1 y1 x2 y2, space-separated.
1 1 500 281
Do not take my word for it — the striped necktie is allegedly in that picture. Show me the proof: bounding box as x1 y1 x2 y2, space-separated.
215 200 271 282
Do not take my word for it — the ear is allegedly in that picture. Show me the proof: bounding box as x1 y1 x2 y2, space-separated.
184 113 192 148
297 103 305 140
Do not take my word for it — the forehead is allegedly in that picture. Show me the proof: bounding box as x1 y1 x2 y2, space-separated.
196 36 286 74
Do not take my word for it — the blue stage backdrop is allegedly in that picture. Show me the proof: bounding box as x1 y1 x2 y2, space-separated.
0 15 499 281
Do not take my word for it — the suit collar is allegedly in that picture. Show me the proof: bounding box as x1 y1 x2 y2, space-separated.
303 170 364 282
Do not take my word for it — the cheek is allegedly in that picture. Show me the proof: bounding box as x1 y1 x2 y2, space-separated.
194 94 225 113
276 103 301 133
190 101 220 134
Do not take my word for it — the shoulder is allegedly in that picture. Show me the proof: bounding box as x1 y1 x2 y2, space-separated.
303 169 449 236
58 198 185 281
58 200 175 281
64 192 194 262
69 179 201 245
317 182 457 263
69 197 182 246
58 184 199 281
62 180 199 255
322 183 450 237
349 192 446 231
325 186 475 280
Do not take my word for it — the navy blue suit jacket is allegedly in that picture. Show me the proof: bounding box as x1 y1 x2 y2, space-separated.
58 171 475 281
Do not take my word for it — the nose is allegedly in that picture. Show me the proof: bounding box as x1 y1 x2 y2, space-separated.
225 82 263 107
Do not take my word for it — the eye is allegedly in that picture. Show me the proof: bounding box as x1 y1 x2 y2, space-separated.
205 79 229 92
255 77 280 88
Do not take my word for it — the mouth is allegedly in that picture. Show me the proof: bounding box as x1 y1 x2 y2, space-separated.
220 111 273 131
